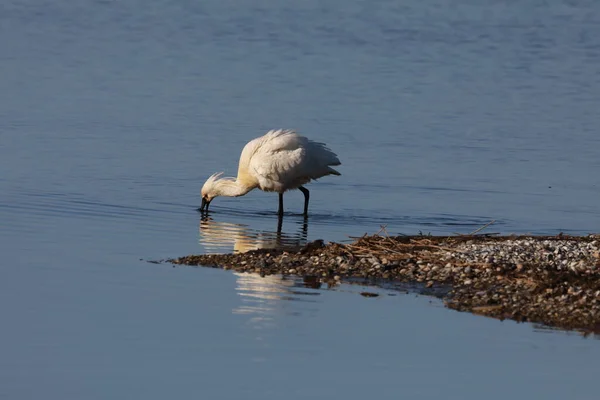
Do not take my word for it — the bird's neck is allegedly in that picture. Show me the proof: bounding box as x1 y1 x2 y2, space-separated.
216 179 254 197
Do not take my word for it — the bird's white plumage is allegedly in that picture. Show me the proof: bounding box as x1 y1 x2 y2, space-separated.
200 129 341 214
245 129 340 192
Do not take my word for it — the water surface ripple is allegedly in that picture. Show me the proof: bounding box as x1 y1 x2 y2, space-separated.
2 0 600 399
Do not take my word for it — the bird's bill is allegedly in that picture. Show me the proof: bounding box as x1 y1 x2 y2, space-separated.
200 197 211 212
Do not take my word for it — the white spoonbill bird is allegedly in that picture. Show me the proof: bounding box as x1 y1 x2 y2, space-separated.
200 129 341 216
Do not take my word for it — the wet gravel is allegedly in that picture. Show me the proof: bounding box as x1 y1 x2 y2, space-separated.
168 234 600 334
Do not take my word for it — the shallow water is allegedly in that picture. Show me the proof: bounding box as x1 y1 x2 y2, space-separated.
2 0 600 398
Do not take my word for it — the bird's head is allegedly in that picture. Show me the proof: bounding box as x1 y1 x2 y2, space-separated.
199 172 224 212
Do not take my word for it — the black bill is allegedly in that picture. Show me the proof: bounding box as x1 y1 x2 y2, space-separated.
199 197 211 212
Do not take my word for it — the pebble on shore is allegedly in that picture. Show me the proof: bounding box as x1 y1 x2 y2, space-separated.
168 234 600 334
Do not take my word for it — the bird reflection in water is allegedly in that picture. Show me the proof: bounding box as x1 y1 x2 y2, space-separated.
198 215 308 254
231 273 321 330
198 215 320 328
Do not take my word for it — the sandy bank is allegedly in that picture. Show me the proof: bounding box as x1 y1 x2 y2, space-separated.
169 233 600 334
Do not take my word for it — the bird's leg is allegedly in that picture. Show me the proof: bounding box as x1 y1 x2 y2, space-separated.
276 214 283 235
298 186 310 216
278 193 284 216
301 214 308 238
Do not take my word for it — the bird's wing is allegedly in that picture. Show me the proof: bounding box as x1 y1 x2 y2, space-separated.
248 132 307 191
248 130 339 192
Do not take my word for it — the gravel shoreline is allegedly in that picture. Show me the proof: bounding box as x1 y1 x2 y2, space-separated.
168 234 600 334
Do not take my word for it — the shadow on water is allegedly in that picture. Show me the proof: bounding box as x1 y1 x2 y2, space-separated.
198 214 309 253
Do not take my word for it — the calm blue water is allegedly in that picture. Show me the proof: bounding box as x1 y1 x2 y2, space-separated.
1 0 600 398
